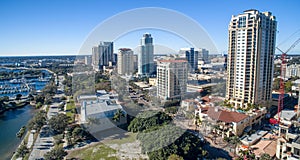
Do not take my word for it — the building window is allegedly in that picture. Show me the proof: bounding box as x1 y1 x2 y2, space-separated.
238 16 247 28
294 148 300 156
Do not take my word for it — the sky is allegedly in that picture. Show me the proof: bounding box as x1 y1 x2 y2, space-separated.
0 0 300 56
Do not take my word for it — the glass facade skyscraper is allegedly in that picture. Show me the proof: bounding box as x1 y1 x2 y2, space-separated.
138 33 154 76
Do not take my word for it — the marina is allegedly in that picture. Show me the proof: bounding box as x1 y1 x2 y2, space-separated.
0 68 51 98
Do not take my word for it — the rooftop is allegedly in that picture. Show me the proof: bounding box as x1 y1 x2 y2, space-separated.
84 100 123 116
77 95 97 101
158 59 187 63
201 96 224 104
134 82 150 88
293 136 300 144
274 110 297 121
119 48 132 51
241 130 268 146
251 133 277 157
207 107 248 123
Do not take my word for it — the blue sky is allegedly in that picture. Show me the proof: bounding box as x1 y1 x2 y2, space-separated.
0 0 300 56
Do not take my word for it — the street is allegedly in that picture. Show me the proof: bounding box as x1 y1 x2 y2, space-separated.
28 75 65 160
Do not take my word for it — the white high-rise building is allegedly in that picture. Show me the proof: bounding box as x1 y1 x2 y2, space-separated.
92 41 113 71
157 58 188 100
138 33 154 76
226 9 277 108
286 64 300 78
117 48 135 75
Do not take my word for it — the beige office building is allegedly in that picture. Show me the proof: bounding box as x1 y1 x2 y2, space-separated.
226 10 277 108
157 58 188 100
117 48 134 75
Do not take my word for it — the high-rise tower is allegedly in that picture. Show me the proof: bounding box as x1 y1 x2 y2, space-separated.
92 41 113 71
157 58 188 100
180 48 198 72
117 48 135 75
138 33 154 76
226 9 277 108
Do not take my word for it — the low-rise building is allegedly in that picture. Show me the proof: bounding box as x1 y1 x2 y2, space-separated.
286 64 300 78
148 78 157 86
277 133 300 159
240 130 268 146
81 99 126 132
275 109 300 159
250 133 277 158
181 99 199 112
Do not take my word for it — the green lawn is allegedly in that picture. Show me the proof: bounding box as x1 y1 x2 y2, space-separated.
105 132 137 145
66 111 75 123
66 133 140 159
66 99 76 123
67 143 117 160
66 100 76 111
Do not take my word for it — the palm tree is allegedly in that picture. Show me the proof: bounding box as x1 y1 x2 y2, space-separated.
112 109 125 122
16 143 29 158
260 153 271 160
194 113 202 131
229 136 241 156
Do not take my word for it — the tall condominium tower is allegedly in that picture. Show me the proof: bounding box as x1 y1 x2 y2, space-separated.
157 58 188 100
117 48 135 75
92 41 113 71
180 48 198 72
226 9 277 108
138 33 154 76
198 48 209 63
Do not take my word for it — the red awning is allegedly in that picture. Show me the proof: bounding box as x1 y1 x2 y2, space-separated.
269 118 278 124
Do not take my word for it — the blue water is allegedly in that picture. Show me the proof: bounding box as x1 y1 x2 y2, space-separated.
0 81 48 98
0 105 36 160
0 68 51 159
0 68 51 98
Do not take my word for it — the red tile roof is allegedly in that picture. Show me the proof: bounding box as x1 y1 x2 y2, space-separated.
119 48 132 51
201 107 209 114
207 107 248 123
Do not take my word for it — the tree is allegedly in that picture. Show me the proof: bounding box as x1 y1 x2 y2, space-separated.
237 149 255 160
16 126 26 139
285 80 293 92
145 130 205 160
42 84 57 96
53 134 64 146
44 146 67 160
273 78 280 90
229 136 240 156
16 143 29 158
195 113 202 127
72 127 85 141
44 94 53 105
202 150 209 158
60 96 67 101
27 111 47 130
35 95 45 104
112 109 125 122
168 154 184 160
2 96 9 102
36 102 43 109
165 106 178 114
48 113 70 134
128 111 172 132
260 153 271 160
28 94 34 101
15 94 22 100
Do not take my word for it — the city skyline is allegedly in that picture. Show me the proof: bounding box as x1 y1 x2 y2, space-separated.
1 0 300 56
